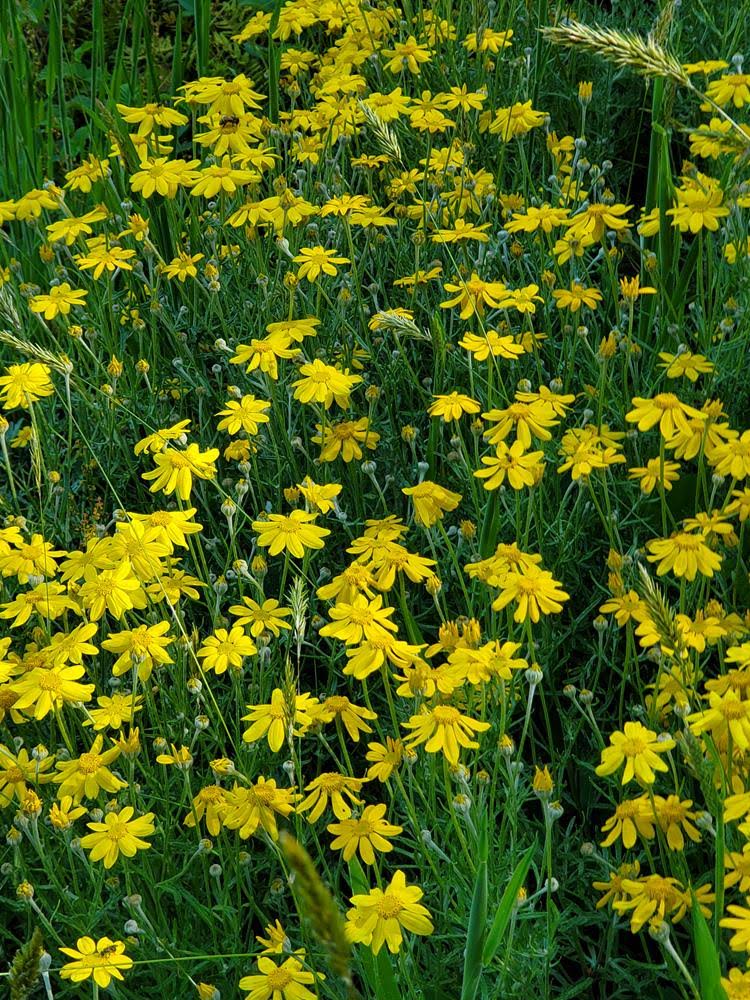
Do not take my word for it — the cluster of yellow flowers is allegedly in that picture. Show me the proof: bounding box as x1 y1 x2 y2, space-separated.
1 0 750 994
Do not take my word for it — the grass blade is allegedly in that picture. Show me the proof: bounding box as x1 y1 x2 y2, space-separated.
482 842 536 966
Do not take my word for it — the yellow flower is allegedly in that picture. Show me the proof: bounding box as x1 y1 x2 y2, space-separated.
0 745 55 803
619 275 657 300
293 245 350 282
156 743 193 768
230 333 300 380
626 394 705 438
197 626 256 674
238 956 316 1000
482 399 559 448
600 797 655 848
313 417 380 462
428 392 481 422
708 430 750 480
222 776 300 840
52 734 126 801
667 185 729 233
595 721 675 785
497 283 543 314
458 329 525 361
705 72 750 107
659 351 714 382
241 689 319 751
78 561 145 621
298 772 366 823
402 704 490 764
116 101 188 135
0 363 54 409
328 803 402 864
133 419 192 455
645 531 722 580
228 597 292 637
142 444 219 500
184 785 229 836
381 36 432 74
346 869 433 954
505 204 569 234
722 904 750 952
552 281 602 312
29 283 88 319
216 395 271 435
59 937 133 988
80 806 155 868
11 664 95 720
440 272 506 319
162 251 204 282
402 481 461 527
49 795 87 830
613 874 685 932
319 695 377 741
628 457 680 494
320 594 398 645
652 794 701 851
252 510 330 558
85 692 143 731
688 690 750 749
292 360 361 408
490 564 569 622
474 441 545 491
102 621 173 681
297 477 342 514
365 738 409 782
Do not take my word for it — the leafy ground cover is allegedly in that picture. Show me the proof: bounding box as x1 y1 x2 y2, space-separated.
1 1 750 997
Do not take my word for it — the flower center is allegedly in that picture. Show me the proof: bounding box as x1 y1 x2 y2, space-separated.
432 705 460 725
267 969 293 989
78 752 102 774
375 894 404 919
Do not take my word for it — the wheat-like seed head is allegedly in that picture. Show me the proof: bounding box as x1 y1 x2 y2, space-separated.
543 20 689 87
279 831 353 982
0 330 72 374
370 310 429 340
358 100 403 164
637 564 685 661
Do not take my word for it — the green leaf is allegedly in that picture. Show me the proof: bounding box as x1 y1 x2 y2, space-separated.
482 842 536 966
460 856 488 1000
692 894 727 1000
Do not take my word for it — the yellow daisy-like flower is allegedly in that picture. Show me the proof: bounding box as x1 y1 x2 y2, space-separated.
490 564 569 622
142 444 219 501
645 531 722 580
59 937 133 989
327 803 402 864
595 721 675 785
402 704 490 764
428 392 481 422
238 956 316 1000
292 245 350 282
346 869 434 954
402 481 462 527
0 363 54 409
252 510 330 558
79 806 155 868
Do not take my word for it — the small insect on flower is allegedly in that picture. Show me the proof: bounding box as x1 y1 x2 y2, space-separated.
59 936 133 988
